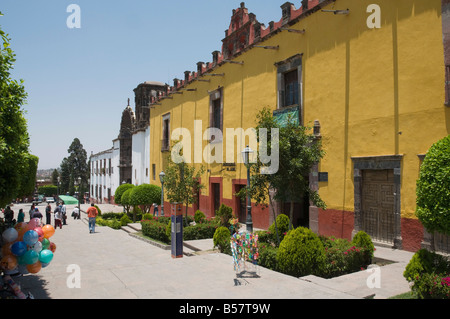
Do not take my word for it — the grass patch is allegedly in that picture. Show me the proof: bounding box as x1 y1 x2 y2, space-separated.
388 291 414 299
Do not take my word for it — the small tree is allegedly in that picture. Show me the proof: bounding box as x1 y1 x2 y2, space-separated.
164 144 204 226
38 185 58 197
120 188 134 214
114 183 134 205
129 184 161 222
416 135 450 237
238 106 326 234
0 16 33 207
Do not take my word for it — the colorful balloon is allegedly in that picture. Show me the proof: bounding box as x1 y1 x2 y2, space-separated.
26 261 42 274
34 227 44 241
2 228 18 243
11 241 27 257
49 242 56 253
31 241 43 253
17 226 28 241
28 218 41 229
1 255 18 271
1 242 13 256
42 225 55 239
39 249 53 264
22 250 39 265
23 230 39 246
41 238 50 250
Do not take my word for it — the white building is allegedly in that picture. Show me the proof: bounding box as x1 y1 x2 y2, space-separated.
89 81 166 203
89 139 120 203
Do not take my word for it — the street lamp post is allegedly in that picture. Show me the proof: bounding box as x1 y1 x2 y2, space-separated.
241 145 254 233
57 176 60 201
159 171 165 216
77 177 81 219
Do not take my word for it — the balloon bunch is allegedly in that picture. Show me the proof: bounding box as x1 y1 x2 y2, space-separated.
230 231 259 272
1 218 56 275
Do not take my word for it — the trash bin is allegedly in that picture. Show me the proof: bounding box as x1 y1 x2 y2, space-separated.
171 203 183 258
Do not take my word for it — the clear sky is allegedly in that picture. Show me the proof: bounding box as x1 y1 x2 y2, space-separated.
1 0 298 170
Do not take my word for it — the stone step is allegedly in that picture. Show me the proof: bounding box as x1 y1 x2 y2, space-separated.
121 225 138 233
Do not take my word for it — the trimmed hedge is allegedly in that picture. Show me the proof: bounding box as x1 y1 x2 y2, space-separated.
276 227 326 277
141 219 170 244
140 216 218 243
257 229 375 279
213 227 231 254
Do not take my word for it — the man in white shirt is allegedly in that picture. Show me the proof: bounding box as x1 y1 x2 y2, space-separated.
61 201 67 225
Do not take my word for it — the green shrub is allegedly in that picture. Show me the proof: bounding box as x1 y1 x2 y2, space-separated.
184 221 218 240
268 214 290 245
94 205 102 216
109 219 122 229
351 231 375 265
120 214 132 226
258 243 278 271
96 217 106 226
194 210 206 223
255 230 272 245
96 217 121 229
410 272 450 299
276 227 326 277
141 219 170 244
142 213 153 220
102 212 125 220
416 135 450 235
213 226 231 254
403 249 450 282
320 236 367 278
216 204 233 228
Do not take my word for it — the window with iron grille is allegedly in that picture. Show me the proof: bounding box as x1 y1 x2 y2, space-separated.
161 113 170 152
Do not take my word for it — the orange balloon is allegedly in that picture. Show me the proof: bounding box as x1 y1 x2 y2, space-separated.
14 222 25 231
42 225 55 239
1 255 18 271
26 261 42 274
17 227 28 241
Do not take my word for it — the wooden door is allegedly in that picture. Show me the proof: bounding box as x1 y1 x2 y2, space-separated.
361 170 395 243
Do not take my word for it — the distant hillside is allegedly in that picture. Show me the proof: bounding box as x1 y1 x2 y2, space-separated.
36 168 56 180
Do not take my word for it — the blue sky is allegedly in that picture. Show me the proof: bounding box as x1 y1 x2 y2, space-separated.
1 0 296 170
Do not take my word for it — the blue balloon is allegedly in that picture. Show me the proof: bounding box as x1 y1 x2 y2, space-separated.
23 250 39 265
11 241 27 257
23 230 38 246
39 249 53 264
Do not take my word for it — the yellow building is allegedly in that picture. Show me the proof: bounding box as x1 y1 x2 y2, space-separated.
149 0 450 252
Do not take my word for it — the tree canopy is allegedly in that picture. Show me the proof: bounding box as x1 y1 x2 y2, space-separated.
415 135 450 236
164 145 204 225
129 183 161 221
59 138 89 195
0 15 38 206
240 106 326 229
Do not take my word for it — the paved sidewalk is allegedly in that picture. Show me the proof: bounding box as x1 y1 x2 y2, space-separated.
13 203 413 299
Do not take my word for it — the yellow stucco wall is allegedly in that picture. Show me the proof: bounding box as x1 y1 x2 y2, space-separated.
149 0 449 222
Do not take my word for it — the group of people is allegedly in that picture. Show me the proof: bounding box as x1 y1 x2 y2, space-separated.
2 202 99 234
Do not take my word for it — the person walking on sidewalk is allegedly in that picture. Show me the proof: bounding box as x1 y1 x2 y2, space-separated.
45 203 52 225
54 204 62 229
61 201 67 225
86 203 98 233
